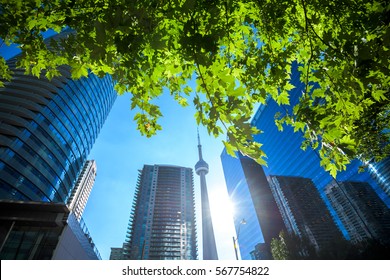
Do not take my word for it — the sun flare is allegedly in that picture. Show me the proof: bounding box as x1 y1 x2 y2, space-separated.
209 186 235 225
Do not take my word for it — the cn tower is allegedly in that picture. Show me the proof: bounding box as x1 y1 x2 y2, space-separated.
195 130 218 260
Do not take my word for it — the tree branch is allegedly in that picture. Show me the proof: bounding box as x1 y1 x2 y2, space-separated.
301 0 314 97
193 51 229 132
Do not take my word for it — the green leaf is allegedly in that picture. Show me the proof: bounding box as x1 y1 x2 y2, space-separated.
276 91 290 105
183 86 192 95
71 64 88 79
284 82 295 91
177 96 189 107
372 89 387 101
327 164 338 178
293 121 305 133
223 140 237 157
114 83 127 95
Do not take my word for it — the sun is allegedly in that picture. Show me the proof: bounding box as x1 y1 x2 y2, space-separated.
209 186 236 234
209 185 235 224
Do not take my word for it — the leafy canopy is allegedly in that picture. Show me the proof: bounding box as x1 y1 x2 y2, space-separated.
1 0 389 176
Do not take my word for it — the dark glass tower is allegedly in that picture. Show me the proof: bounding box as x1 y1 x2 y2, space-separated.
249 63 389 206
220 150 285 259
0 56 116 203
367 158 390 196
268 175 344 251
123 165 197 260
221 62 390 259
325 181 390 244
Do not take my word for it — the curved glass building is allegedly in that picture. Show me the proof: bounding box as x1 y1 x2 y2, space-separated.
0 57 116 203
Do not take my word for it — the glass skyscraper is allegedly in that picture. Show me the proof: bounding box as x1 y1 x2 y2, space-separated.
221 62 390 259
325 181 390 244
249 63 389 206
220 150 285 259
268 175 343 251
367 158 390 196
122 165 197 260
0 41 116 259
0 56 116 203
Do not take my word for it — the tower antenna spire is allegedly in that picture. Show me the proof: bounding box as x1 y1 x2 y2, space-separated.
197 127 203 160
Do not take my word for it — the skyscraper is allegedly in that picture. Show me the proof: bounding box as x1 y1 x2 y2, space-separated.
220 62 389 258
195 131 218 260
0 39 116 259
367 158 390 196
249 66 387 201
109 246 124 260
325 181 390 244
67 160 97 221
268 176 344 251
0 55 116 203
220 150 285 259
123 165 197 260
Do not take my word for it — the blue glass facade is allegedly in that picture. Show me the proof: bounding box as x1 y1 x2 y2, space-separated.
221 150 285 259
367 158 390 196
221 62 390 259
221 149 264 259
325 181 390 244
251 64 390 210
0 57 116 203
268 175 343 251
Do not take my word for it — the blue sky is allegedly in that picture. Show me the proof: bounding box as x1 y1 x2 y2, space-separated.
83 90 237 259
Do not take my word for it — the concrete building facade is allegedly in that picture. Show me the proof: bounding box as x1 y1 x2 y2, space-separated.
123 165 197 260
